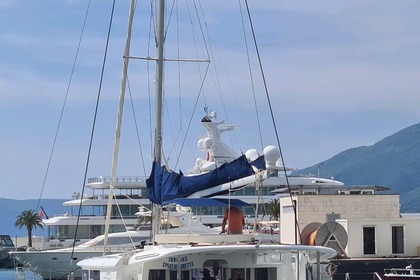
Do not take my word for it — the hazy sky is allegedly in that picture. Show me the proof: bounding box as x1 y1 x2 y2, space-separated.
1 1 420 199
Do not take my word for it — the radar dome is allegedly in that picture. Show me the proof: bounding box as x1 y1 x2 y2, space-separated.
203 137 213 149
245 149 259 161
263 146 280 167
195 158 205 167
197 138 205 150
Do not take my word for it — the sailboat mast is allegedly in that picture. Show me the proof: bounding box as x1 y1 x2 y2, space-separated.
102 0 136 255
152 0 165 240
154 0 165 164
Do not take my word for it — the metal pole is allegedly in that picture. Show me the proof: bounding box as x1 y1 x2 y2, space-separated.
151 0 165 241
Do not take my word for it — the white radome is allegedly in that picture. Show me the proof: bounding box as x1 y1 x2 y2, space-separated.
245 148 259 161
263 146 280 167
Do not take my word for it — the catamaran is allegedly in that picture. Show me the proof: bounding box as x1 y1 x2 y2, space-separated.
77 0 337 279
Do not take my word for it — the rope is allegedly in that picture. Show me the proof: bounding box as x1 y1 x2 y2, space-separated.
238 0 264 151
70 0 117 261
36 0 92 212
243 0 302 242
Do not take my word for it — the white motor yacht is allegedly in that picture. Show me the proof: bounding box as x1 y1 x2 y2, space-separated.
10 208 218 279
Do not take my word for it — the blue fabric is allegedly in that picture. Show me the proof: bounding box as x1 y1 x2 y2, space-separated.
146 154 255 205
250 155 266 170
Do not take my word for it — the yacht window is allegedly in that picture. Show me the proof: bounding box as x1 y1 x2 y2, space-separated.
256 268 277 280
229 268 247 280
82 270 100 280
169 270 189 280
149 269 165 280
244 186 255 195
94 236 146 246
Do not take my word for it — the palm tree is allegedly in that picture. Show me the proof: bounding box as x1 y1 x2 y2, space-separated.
14 209 43 248
265 199 280 221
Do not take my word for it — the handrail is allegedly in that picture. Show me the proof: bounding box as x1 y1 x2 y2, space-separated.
373 272 383 280
87 176 147 184
384 267 419 275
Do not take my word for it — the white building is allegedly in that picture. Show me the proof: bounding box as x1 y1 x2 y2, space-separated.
279 186 420 258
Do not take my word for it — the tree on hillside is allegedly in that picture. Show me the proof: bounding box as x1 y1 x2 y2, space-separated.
14 209 43 248
265 199 280 221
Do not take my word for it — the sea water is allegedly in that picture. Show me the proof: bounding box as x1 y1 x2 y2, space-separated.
0 269 41 280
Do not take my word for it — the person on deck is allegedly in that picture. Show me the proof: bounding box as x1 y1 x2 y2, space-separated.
221 206 245 234
201 268 215 280
228 270 244 280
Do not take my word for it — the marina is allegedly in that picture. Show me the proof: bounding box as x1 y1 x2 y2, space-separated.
72 0 338 278
3 1 420 280
0 269 41 280
0 236 15 269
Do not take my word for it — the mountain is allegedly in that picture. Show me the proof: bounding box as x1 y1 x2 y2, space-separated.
0 198 66 238
3 123 420 238
293 122 420 212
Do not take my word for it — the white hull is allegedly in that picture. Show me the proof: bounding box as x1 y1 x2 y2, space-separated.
11 211 218 279
12 250 102 279
79 242 337 280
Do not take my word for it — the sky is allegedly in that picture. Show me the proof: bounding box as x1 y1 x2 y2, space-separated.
1 1 420 200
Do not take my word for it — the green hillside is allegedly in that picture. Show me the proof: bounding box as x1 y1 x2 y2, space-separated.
293 122 420 212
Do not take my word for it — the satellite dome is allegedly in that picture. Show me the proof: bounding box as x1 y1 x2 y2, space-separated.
195 158 205 167
203 137 213 149
197 138 205 150
263 146 280 167
245 149 259 161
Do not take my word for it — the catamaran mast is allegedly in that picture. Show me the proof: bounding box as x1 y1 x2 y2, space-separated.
152 0 165 239
102 0 136 255
154 0 164 163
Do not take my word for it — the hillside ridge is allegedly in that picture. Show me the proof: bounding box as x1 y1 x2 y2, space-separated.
294 122 420 212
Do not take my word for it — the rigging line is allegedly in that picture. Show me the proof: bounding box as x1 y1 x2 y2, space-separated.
164 0 209 169
238 0 264 151
243 0 302 242
195 0 233 127
163 98 182 166
196 1 244 152
202 20 244 151
188 0 210 105
164 0 177 43
116 189 151 212
196 1 229 118
112 193 130 240
70 0 117 260
174 63 211 170
127 77 147 177
176 0 182 131
36 0 92 212
164 1 183 168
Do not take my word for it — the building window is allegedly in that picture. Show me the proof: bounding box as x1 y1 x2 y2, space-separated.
326 213 341 222
392 226 404 254
363 226 376 255
282 205 294 214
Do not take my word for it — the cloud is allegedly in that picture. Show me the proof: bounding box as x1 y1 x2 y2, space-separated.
2 0 420 199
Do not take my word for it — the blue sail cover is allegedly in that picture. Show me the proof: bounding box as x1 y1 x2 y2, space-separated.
147 154 255 205
250 155 266 170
